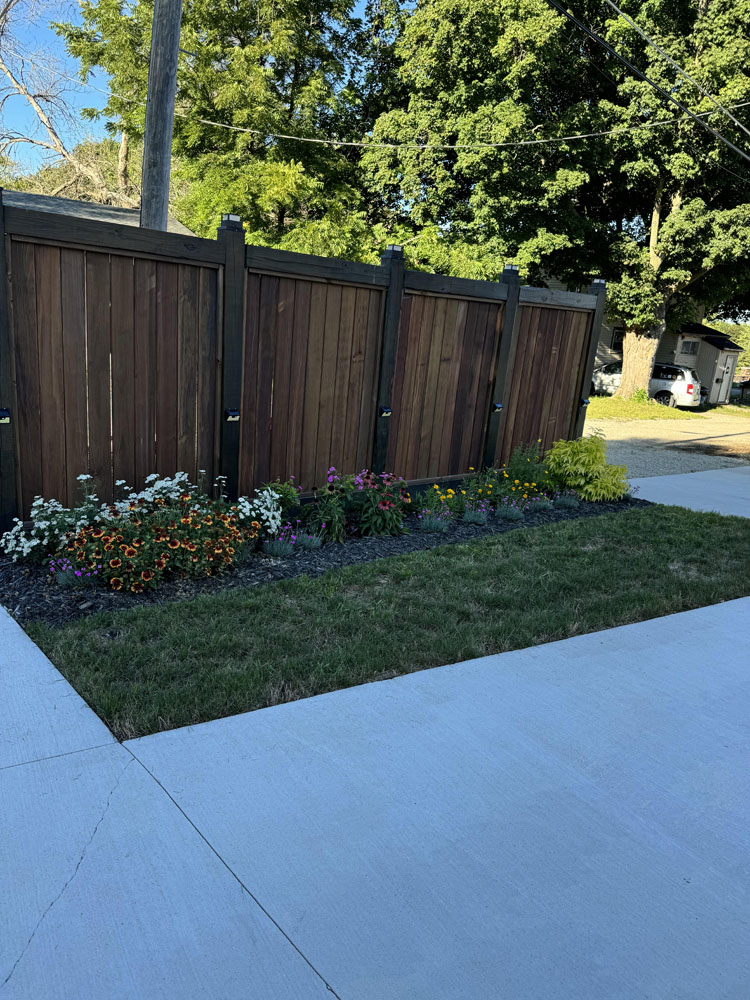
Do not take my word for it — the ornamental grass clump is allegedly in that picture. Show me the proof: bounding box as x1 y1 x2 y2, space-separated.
496 497 525 521
526 497 553 513
416 507 451 533
263 523 297 557
462 498 491 525
554 492 581 509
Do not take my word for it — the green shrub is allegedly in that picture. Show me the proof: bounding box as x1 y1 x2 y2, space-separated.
545 432 628 501
500 442 550 495
630 388 650 404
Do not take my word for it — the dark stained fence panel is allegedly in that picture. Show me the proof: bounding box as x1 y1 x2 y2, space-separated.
8 238 221 515
238 272 385 492
497 305 592 461
388 293 504 479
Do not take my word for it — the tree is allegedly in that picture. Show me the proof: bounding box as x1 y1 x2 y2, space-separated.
58 0 384 241
363 0 750 392
593 0 750 396
0 0 137 203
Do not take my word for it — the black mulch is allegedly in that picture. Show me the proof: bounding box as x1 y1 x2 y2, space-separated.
1 497 651 629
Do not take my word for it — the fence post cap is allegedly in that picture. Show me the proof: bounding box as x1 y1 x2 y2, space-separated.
589 277 606 293
218 214 244 234
381 244 404 263
501 263 521 284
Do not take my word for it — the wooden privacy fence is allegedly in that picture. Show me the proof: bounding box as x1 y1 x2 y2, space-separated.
0 196 606 527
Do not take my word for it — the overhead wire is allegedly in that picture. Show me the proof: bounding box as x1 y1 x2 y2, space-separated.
602 0 750 141
544 0 750 165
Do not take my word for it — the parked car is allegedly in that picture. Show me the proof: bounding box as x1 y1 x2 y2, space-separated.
591 362 702 407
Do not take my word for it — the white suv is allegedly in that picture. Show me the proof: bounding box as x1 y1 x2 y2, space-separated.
591 362 702 407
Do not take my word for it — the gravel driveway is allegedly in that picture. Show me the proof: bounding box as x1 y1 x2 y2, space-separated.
584 410 750 478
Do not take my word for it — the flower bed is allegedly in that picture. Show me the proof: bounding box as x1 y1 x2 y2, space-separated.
1 435 633 627
1 495 649 629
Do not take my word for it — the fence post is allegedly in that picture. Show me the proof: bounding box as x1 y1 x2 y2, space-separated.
482 264 522 469
371 245 405 473
0 189 18 531
217 214 246 497
574 278 606 439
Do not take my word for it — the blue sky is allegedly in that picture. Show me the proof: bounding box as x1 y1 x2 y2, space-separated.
6 1 108 171
6 0 371 174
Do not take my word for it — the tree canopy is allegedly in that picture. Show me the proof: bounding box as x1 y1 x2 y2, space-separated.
9 0 750 392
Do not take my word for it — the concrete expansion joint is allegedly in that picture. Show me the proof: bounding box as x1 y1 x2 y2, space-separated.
1 757 135 988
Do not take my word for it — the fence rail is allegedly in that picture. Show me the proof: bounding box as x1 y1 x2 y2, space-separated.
0 192 605 528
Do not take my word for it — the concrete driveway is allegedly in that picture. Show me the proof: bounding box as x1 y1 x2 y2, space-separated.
3 599 750 999
630 465 750 518
585 409 750 477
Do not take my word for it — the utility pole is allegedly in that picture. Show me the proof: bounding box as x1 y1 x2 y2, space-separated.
140 0 183 231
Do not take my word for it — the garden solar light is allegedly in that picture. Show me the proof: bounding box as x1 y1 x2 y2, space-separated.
379 406 392 418
224 408 240 422
493 402 503 412
0 408 10 424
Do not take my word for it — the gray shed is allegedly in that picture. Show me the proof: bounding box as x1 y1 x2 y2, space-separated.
654 323 742 405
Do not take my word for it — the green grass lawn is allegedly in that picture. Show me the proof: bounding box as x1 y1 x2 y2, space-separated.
586 396 705 421
28 505 750 740
721 403 750 418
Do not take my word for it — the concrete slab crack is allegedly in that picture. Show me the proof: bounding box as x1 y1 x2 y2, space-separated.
2 757 134 988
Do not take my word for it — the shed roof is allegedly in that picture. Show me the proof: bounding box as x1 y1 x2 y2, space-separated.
680 322 743 352
2 190 194 236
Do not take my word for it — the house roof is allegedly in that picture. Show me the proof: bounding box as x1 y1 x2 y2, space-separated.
680 322 743 352
1 190 194 236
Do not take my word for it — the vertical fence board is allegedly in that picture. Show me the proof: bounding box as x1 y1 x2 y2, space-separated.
111 256 136 489
10 241 42 511
60 250 88 504
343 287 368 474
427 297 458 476
269 277 296 481
330 286 357 470
468 304 501 469
314 284 342 484
35 245 66 504
384 294 412 472
287 280 311 483
300 281 326 490
437 299 467 475
416 296 447 480
85 252 112 500
356 289 383 471
134 259 157 485
197 267 219 483
155 261 179 476
177 264 199 481
254 276 278 486
238 272 260 495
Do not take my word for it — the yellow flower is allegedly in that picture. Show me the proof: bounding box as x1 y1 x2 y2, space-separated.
514 479 519 484
461 490 466 495
468 466 475 471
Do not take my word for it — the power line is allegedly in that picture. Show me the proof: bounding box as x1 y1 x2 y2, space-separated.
602 0 750 141
7 38 750 158
545 0 750 165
